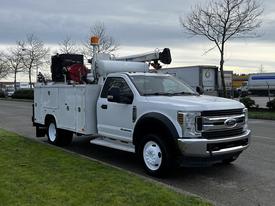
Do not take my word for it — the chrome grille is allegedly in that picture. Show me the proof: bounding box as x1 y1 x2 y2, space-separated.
198 109 246 139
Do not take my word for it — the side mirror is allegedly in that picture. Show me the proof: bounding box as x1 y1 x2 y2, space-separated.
107 87 133 104
196 86 204 95
107 87 120 103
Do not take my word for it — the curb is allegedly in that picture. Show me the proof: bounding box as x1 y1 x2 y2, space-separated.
0 98 33 103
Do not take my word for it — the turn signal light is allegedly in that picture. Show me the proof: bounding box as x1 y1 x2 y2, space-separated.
177 113 184 126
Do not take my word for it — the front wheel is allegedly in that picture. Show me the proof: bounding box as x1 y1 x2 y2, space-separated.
138 134 172 176
47 119 73 146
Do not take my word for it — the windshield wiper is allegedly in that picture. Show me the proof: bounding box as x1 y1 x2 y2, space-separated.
144 91 197 96
144 92 174 96
170 91 198 96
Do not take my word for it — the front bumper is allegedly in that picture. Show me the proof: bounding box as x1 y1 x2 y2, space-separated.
177 129 251 158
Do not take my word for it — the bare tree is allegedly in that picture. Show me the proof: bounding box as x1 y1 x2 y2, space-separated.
18 34 49 88
3 46 25 90
81 22 119 59
180 0 263 97
58 36 79 54
0 52 9 79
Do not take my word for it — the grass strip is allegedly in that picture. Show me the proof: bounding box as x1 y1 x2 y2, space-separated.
0 129 211 206
249 111 275 120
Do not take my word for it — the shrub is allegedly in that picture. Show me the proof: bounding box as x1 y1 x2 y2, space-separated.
12 89 34 99
240 97 255 109
240 91 248 97
0 90 5 98
267 99 275 110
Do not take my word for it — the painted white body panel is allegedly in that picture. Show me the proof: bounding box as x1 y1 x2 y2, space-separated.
97 60 149 78
133 95 244 139
96 73 140 142
34 84 101 134
248 73 275 90
97 97 134 141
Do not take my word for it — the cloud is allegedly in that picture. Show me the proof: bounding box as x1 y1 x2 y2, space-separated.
0 0 274 78
0 0 212 45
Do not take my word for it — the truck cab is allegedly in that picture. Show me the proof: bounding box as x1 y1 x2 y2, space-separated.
94 72 250 175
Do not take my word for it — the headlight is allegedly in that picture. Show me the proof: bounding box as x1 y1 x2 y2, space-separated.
177 112 201 138
243 108 248 130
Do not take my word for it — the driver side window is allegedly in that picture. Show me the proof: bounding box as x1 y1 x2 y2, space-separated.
101 77 133 100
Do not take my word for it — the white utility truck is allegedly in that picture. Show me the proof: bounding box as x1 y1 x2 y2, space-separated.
33 37 251 176
248 73 275 95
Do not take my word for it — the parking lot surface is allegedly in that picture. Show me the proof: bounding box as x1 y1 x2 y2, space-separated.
0 100 274 206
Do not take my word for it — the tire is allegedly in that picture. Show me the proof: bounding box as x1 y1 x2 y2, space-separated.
47 119 73 146
138 134 172 177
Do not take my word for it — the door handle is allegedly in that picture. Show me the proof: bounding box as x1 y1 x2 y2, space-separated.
101 104 107 109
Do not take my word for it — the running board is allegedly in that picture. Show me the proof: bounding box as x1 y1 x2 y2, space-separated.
90 137 135 153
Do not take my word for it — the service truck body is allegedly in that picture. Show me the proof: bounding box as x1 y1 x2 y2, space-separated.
34 84 101 134
33 47 251 176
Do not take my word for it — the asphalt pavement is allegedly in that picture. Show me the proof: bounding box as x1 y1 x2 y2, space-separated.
0 100 274 206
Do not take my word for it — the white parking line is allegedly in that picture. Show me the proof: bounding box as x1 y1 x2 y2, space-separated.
252 135 274 141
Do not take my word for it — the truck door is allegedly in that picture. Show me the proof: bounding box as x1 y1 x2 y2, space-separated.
97 77 134 142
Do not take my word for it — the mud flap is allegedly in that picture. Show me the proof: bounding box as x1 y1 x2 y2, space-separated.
36 125 47 137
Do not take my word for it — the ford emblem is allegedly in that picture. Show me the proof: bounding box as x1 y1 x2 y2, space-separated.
224 118 237 128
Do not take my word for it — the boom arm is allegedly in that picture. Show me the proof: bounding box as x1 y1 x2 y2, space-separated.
114 48 172 65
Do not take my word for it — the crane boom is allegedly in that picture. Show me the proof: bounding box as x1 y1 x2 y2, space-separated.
114 48 172 65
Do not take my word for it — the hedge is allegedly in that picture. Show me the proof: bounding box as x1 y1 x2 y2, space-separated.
12 89 34 99
267 99 275 111
0 90 5 98
239 97 255 109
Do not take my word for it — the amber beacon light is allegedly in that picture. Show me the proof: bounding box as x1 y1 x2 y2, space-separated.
90 36 100 46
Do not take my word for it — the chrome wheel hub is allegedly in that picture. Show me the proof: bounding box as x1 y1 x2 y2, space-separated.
48 123 56 142
143 141 162 171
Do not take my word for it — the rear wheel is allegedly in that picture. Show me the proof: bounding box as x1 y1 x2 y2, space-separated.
138 134 172 176
47 119 73 146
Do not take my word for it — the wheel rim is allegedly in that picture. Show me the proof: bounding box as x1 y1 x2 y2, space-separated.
143 141 162 171
48 123 56 142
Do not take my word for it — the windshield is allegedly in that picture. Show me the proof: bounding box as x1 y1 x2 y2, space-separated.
130 75 197 96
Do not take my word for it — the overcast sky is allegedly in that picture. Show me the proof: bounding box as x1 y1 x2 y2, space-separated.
0 0 275 80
